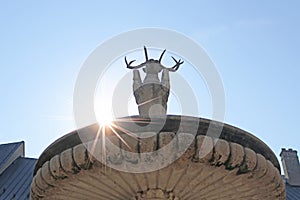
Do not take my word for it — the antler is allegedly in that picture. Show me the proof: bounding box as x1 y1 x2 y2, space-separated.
144 46 148 61
125 46 183 71
164 56 184 72
158 49 166 63
125 46 150 69
125 57 145 69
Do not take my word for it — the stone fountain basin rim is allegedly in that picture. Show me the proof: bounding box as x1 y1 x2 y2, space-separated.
33 115 280 174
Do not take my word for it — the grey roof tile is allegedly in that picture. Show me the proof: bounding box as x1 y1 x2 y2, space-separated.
0 157 37 200
286 183 300 200
0 141 24 174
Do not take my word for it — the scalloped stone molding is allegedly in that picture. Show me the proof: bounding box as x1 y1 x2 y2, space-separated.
31 133 285 199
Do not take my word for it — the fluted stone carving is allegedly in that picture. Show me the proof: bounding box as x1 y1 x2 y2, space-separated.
31 116 285 200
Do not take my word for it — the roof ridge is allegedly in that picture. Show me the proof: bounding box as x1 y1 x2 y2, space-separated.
19 157 38 161
0 141 24 146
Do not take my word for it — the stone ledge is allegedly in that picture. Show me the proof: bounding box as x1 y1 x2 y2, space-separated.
31 132 285 199
33 115 281 175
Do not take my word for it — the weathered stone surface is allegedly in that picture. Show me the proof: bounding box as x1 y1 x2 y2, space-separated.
239 147 257 173
41 161 55 186
134 189 179 200
31 116 285 200
33 116 281 172
60 148 80 174
73 143 89 170
212 138 230 166
195 135 213 162
120 133 139 164
30 177 45 199
32 134 285 199
49 154 67 179
127 47 183 118
34 168 49 191
226 142 244 169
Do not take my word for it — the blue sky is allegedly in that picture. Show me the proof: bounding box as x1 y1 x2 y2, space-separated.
0 1 299 166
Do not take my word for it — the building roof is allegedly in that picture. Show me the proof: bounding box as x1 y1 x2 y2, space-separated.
0 141 24 174
0 141 37 200
286 184 300 200
0 157 36 200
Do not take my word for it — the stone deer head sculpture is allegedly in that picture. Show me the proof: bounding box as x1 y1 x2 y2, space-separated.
125 46 183 117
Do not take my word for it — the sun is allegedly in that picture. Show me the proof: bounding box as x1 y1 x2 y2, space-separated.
94 100 114 126
95 108 114 126
97 113 113 126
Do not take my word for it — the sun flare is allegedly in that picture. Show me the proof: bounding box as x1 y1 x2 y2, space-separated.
96 110 114 127
97 113 113 126
95 100 114 126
